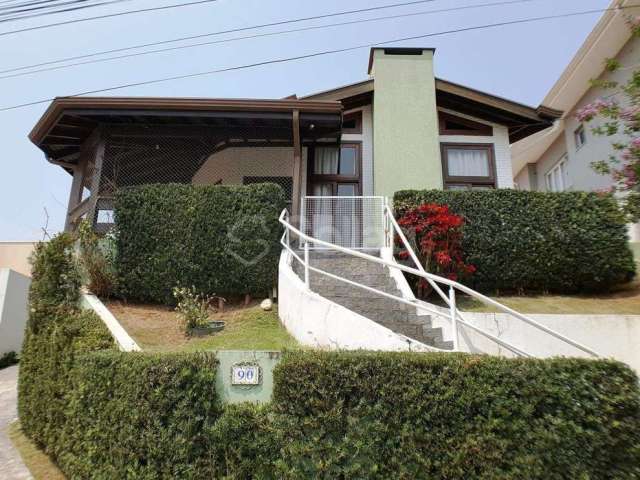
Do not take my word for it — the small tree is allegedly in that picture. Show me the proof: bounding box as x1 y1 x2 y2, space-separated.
575 17 640 221
397 203 475 297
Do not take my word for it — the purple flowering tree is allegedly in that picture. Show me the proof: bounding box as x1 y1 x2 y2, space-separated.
575 18 640 221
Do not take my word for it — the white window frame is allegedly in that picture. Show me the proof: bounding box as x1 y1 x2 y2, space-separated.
545 155 570 192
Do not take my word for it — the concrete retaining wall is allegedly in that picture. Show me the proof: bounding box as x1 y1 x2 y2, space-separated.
0 268 30 355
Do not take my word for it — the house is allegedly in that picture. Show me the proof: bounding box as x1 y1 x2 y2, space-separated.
29 47 558 235
511 0 640 243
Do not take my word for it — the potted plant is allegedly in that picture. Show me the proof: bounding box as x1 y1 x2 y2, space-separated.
173 286 225 336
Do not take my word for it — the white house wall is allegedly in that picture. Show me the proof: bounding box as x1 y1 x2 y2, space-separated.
438 108 514 189
342 105 374 195
0 268 30 355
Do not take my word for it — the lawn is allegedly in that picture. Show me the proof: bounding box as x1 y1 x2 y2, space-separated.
8 422 65 480
107 301 299 352
455 265 640 315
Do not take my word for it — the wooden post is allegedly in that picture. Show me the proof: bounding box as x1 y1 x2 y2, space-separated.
87 129 106 230
291 109 302 223
64 163 84 232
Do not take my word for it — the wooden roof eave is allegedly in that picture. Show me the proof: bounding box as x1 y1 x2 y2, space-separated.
29 96 343 147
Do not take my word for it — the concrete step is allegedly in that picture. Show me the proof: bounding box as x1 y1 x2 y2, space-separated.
291 252 454 351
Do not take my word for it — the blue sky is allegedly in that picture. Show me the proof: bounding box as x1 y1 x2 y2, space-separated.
0 0 610 240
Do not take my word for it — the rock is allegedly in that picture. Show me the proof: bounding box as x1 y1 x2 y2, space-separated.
260 299 273 311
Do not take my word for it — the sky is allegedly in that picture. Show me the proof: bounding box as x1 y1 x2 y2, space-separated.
0 0 611 240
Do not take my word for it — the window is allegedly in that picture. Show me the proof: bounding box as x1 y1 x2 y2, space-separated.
308 143 361 196
574 125 586 149
441 143 496 190
439 112 493 136
544 156 570 192
342 111 362 134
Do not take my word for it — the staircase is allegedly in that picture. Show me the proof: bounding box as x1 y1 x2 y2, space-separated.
295 252 453 350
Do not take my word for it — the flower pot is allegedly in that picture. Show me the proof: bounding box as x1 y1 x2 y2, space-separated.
190 320 225 337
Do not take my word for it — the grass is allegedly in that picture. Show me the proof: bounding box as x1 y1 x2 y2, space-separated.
107 300 299 352
453 263 640 315
8 422 65 480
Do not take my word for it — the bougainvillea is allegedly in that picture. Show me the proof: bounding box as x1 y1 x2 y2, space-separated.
397 203 475 295
574 16 640 221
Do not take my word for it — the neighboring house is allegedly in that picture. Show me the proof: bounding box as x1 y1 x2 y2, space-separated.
512 0 640 242
28 47 557 234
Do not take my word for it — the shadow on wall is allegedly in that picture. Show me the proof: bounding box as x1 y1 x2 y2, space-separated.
0 268 30 355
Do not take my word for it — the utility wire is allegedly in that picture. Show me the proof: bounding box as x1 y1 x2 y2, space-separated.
0 0 218 35
1 5 637 112
0 0 137 23
0 0 444 73
0 0 540 80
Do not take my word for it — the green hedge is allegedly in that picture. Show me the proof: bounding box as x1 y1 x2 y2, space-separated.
18 235 640 479
394 189 636 293
271 351 640 479
114 183 286 304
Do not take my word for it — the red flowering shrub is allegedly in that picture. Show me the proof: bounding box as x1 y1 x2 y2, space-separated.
397 203 475 295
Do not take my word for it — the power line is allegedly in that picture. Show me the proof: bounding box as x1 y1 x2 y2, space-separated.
1 5 635 112
0 0 443 73
0 1 137 24
0 0 540 80
0 0 218 35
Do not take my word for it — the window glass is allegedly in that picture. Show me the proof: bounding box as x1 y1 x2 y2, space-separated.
314 147 339 174
339 146 357 175
574 126 586 149
446 148 490 177
337 184 357 196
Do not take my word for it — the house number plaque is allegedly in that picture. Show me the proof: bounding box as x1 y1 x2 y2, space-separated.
231 363 261 386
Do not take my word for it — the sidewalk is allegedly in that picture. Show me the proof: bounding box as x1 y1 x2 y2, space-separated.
0 365 32 480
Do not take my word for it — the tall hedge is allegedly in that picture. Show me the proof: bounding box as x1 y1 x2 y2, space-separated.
394 189 636 293
271 350 640 479
114 183 286 304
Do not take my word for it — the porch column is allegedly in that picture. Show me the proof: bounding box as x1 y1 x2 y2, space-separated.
291 109 303 222
64 161 85 232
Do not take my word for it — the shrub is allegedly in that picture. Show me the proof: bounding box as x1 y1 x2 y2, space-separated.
77 219 117 297
114 183 286 305
394 189 636 293
173 286 213 334
0 351 18 369
58 351 220 479
397 203 475 296
272 350 640 479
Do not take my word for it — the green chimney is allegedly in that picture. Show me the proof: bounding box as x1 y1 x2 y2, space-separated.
369 48 442 197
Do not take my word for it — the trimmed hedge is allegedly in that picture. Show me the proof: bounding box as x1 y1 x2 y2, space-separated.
58 352 220 479
271 350 640 479
394 189 636 293
18 235 640 479
114 183 286 304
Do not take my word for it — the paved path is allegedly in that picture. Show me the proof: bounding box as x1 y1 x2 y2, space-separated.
0 365 32 479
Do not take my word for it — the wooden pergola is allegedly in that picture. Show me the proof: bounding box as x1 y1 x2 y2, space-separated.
29 97 343 231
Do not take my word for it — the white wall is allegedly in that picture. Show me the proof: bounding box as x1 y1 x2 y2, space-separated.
438 108 513 188
424 306 640 373
278 251 440 352
0 269 30 355
342 105 374 195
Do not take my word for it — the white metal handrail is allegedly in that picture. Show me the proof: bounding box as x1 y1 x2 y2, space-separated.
280 208 601 359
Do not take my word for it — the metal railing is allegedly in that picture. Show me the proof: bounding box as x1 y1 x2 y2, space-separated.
280 204 602 359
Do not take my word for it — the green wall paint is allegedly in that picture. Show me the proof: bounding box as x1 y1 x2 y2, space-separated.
371 49 442 197
215 350 282 404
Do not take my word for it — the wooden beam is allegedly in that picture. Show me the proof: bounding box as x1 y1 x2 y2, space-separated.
291 109 302 221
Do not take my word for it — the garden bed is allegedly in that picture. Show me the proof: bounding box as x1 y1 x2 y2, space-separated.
106 300 299 352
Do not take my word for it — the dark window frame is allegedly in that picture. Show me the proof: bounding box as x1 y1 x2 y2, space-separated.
440 142 497 189
439 112 493 136
574 125 586 149
307 142 362 195
342 111 363 134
